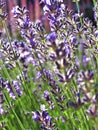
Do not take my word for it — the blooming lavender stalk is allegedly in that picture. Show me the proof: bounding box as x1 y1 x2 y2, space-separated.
4 81 16 100
0 92 5 115
0 77 25 129
32 104 58 130
12 80 22 97
0 0 98 129
12 40 36 68
12 6 47 81
0 78 5 115
41 0 98 128
76 70 98 119
44 90 54 110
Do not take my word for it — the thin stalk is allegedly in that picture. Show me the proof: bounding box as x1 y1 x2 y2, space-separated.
81 108 90 130
95 119 98 130
76 1 82 24
71 79 91 129
3 91 25 130
15 62 34 100
0 60 32 129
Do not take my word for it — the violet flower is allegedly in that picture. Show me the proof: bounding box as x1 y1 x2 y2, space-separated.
32 104 57 130
94 2 98 22
0 1 6 9
44 90 55 110
0 1 7 20
4 81 16 100
0 104 4 115
0 91 5 115
0 78 6 115
12 80 22 97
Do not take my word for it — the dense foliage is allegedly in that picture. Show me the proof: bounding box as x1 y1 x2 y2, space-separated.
0 0 98 130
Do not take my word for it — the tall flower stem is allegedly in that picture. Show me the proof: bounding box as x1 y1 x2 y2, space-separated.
75 1 82 24
1 19 34 105
0 8 26 96
95 119 98 130
0 59 32 129
72 79 91 129
3 90 25 130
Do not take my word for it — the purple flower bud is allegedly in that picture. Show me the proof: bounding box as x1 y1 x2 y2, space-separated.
91 93 98 103
40 0 51 5
12 6 20 18
71 35 78 45
45 115 51 124
86 104 97 117
0 92 4 104
0 78 4 87
0 1 6 8
42 111 49 118
4 81 16 100
30 38 37 48
32 111 40 121
22 18 31 29
32 105 57 129
44 90 50 98
47 32 57 43
12 80 23 97
0 12 7 19
82 55 90 67
94 30 98 39
0 104 4 115
65 67 75 80
12 6 29 18
40 104 46 111
41 0 63 15
60 4 66 11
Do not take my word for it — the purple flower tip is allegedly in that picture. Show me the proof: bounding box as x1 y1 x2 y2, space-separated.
32 111 40 121
47 32 57 43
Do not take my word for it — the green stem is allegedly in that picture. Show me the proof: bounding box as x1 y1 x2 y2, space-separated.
76 1 82 24
1 60 30 129
71 79 91 129
3 91 25 130
95 119 98 130
93 0 96 6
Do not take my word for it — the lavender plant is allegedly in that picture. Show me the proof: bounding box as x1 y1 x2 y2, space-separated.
0 0 98 130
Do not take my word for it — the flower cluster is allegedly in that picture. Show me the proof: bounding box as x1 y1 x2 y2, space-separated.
32 105 58 130
0 1 7 20
1 79 22 100
77 70 98 118
0 78 6 115
0 0 98 130
11 0 98 128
